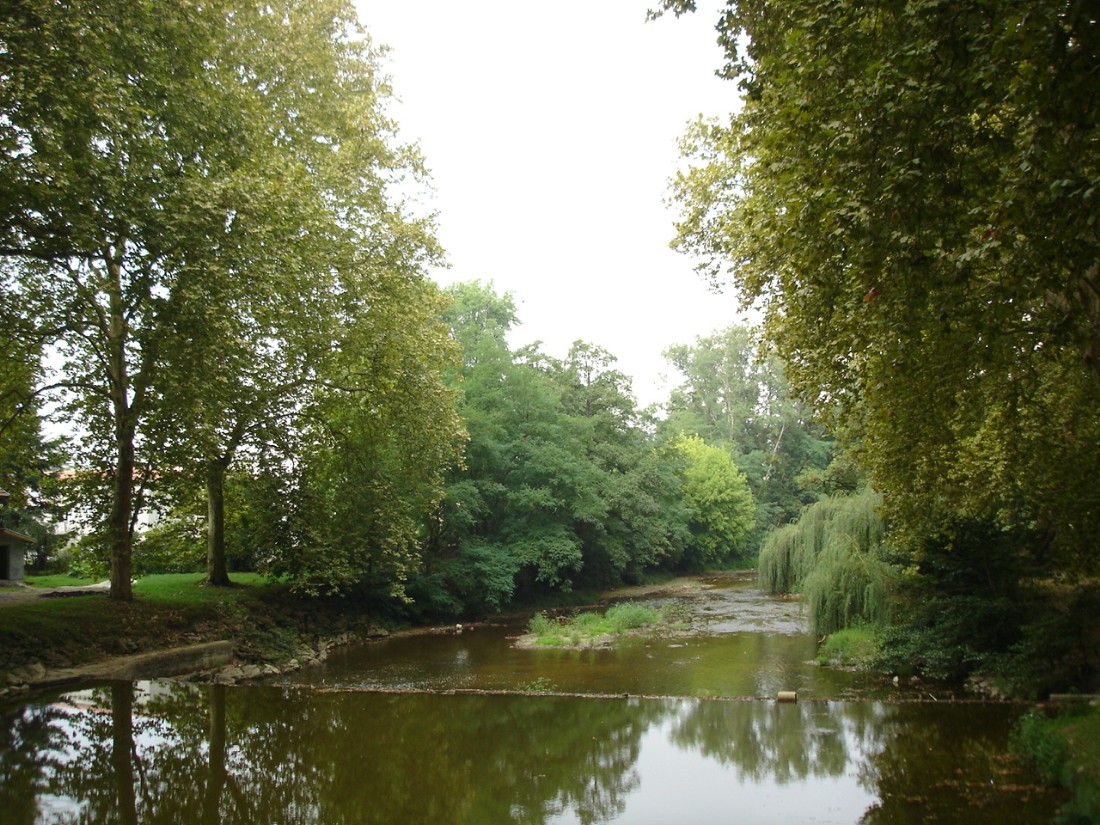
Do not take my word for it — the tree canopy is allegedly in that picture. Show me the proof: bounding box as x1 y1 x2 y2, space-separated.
664 0 1100 571
1 0 459 597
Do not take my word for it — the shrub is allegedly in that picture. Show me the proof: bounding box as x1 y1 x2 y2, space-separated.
605 603 658 633
816 626 879 667
527 611 556 636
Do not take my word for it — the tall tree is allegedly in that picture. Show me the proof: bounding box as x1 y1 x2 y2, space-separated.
663 324 832 531
666 433 755 566
1 0 454 596
662 0 1100 571
1 0 237 598
144 0 446 587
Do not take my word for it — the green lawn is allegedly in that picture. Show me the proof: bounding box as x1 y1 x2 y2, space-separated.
23 574 97 588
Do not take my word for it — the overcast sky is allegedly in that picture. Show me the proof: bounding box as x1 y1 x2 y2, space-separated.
355 0 746 407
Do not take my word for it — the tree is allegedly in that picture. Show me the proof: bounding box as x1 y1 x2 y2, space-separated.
1 0 454 597
662 324 832 533
662 0 1100 571
416 282 689 614
142 0 448 588
666 434 754 565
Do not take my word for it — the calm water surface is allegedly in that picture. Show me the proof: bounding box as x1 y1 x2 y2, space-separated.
0 576 1063 823
0 684 1057 824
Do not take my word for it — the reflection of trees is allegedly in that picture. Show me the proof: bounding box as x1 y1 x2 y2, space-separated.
857 704 1061 825
0 688 1063 824
0 684 674 825
0 697 71 825
110 684 137 825
669 698 887 784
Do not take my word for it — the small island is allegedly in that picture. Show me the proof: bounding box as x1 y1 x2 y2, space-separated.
514 602 693 650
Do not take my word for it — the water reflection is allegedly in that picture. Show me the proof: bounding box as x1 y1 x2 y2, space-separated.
291 625 865 699
0 683 1059 825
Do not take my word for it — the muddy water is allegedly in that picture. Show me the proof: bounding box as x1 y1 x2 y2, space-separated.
282 575 878 699
0 575 1064 823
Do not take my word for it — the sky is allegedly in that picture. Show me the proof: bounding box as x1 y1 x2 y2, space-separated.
354 0 746 407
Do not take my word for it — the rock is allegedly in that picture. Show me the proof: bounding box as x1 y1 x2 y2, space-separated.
239 664 264 680
6 662 46 685
215 665 245 684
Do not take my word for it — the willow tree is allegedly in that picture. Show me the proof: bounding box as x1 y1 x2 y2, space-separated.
661 0 1100 571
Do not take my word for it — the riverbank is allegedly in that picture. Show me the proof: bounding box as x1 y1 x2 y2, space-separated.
0 573 400 698
1 571 728 699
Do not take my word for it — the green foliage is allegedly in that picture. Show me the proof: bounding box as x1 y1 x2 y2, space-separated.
667 434 755 566
1013 709 1073 785
759 488 894 635
523 603 660 646
2 0 459 599
1012 706 1100 823
816 626 879 668
662 324 834 539
665 0 1100 577
987 584 1100 699
134 519 205 576
605 603 659 633
527 611 557 637
802 543 893 637
428 544 521 618
427 282 692 612
873 520 1036 682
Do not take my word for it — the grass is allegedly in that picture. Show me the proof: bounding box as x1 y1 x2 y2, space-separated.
1 573 288 676
23 574 96 588
816 625 880 667
525 602 662 647
1012 704 1100 822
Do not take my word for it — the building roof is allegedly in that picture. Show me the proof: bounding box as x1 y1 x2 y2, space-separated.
0 528 35 544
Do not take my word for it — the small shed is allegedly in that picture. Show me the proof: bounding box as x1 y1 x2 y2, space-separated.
0 527 34 583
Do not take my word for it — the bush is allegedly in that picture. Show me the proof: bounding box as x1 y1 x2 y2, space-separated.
527 612 556 637
874 519 1036 684
817 626 879 667
1011 705 1100 824
1012 709 1071 784
605 603 658 633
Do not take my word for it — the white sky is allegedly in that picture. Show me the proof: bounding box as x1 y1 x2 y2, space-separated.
355 0 746 407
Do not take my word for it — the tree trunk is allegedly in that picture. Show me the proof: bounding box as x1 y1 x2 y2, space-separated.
206 459 231 586
202 684 227 824
109 433 135 601
107 250 135 602
111 682 139 825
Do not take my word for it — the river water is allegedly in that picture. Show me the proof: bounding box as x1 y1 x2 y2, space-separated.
0 575 1063 823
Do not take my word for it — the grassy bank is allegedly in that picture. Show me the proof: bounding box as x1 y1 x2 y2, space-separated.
1 573 382 684
1012 703 1100 822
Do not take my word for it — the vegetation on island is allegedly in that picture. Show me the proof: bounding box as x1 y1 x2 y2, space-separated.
520 601 693 649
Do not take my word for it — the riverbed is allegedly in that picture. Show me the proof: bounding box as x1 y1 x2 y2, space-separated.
0 574 1063 823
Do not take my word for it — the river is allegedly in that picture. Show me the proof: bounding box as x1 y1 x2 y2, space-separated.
0 574 1063 823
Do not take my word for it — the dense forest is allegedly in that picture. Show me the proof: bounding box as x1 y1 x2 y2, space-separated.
2 0 1098 696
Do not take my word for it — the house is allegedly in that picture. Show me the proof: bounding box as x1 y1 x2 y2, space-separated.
0 527 34 582
0 488 35 583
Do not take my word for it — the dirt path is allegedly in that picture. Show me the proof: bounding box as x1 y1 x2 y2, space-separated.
0 581 110 606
